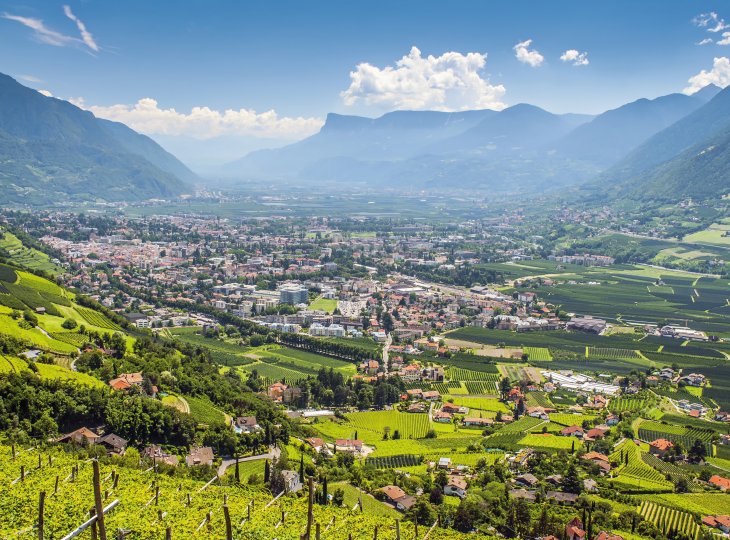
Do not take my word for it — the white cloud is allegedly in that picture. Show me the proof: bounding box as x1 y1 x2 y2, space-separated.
71 97 324 140
63 5 98 52
560 49 589 66
340 46 506 111
697 38 714 45
718 32 730 46
2 6 98 52
18 74 43 83
1 13 79 47
513 39 544 67
693 12 728 33
37 89 53 97
683 57 730 94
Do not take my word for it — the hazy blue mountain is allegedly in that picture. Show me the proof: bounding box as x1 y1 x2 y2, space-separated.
556 92 710 167
0 73 193 204
606 85 730 183
598 85 730 201
223 105 596 190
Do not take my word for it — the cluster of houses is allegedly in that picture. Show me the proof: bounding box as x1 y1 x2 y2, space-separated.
53 426 216 468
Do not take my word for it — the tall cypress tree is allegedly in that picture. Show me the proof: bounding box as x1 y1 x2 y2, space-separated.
264 459 271 483
299 455 304 483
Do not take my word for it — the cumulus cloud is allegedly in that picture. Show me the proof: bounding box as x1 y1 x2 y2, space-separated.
513 39 544 67
37 89 53 97
340 46 506 111
683 57 730 94
560 49 589 66
693 12 728 33
718 32 730 46
71 97 323 140
63 5 98 52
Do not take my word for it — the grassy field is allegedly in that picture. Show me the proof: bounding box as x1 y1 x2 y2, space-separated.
309 296 338 313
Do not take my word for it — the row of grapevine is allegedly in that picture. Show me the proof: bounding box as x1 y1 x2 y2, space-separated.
365 454 422 469
638 501 701 540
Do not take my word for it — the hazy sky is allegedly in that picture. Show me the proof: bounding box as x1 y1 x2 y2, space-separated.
2 0 730 169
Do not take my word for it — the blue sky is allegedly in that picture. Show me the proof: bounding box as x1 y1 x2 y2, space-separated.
2 0 730 168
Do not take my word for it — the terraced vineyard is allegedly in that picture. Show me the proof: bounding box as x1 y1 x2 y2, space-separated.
0 446 472 540
448 367 500 382
75 306 123 331
640 453 693 481
186 395 228 425
637 421 715 455
587 347 642 360
609 439 674 493
638 501 701 540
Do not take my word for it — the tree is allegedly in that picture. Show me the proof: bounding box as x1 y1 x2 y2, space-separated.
264 459 271 483
688 439 706 462
409 497 436 525
562 462 583 494
332 488 345 507
62 318 78 330
500 377 511 399
514 498 531 537
675 477 689 493
429 486 443 504
299 454 304 483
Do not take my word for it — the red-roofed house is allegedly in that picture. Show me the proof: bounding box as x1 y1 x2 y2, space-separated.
648 438 674 458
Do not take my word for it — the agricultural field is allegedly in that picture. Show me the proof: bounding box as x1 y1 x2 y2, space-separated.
609 439 674 493
638 502 701 540
525 391 553 408
0 445 460 540
345 410 430 441
523 347 552 361
365 454 422 469
0 231 60 274
444 396 510 413
74 306 123 331
185 395 229 426
644 493 730 516
636 420 715 455
609 395 654 413
517 433 579 451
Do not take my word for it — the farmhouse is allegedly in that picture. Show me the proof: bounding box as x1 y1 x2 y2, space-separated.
281 470 303 493
142 445 179 467
108 372 144 392
709 474 730 491
232 416 261 434
98 433 128 456
379 485 406 504
463 417 494 427
648 438 674 458
335 439 363 453
444 476 468 498
702 515 730 533
433 411 453 423
186 446 214 467
56 427 101 446
561 425 584 438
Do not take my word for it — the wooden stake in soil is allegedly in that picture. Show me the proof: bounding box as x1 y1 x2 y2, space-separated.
38 491 45 540
92 461 107 540
165 527 171 540
223 505 232 540
396 520 401 540
54 475 59 494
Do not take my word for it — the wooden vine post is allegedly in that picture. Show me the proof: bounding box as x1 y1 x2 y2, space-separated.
396 519 401 540
300 476 315 539
223 504 232 540
92 460 108 540
38 491 46 540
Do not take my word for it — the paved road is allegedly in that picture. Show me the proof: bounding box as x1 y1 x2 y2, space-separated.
217 445 280 477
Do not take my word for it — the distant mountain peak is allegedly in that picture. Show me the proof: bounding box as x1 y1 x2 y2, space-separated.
0 71 195 204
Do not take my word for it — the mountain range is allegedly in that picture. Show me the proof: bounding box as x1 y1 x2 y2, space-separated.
0 73 195 205
2 69 730 205
223 82 728 201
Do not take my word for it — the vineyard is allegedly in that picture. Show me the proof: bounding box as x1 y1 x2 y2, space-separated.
74 306 123 331
463 381 498 394
608 396 650 412
609 440 674 493
0 445 471 540
638 501 701 540
365 454 422 469
587 347 642 360
523 347 552 361
637 421 715 455
448 367 500 382
345 410 430 440
186 396 229 425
